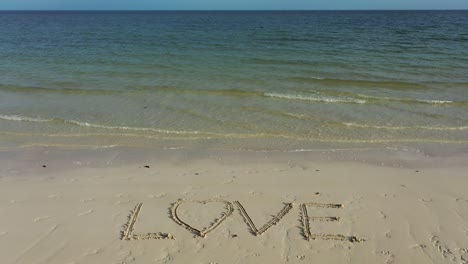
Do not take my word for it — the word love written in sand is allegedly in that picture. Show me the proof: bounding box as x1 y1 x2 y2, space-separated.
121 199 364 242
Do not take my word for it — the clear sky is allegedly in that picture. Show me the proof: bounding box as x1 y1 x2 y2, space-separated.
1 0 467 10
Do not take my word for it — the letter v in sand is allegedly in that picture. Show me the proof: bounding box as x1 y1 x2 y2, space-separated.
233 201 293 236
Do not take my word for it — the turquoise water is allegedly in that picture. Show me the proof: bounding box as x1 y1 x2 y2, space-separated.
1 11 468 151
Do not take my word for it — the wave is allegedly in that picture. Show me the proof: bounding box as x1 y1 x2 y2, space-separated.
160 87 263 97
4 136 468 146
264 92 366 104
355 94 454 104
0 83 367 105
305 89 461 106
403 99 454 104
3 129 468 145
0 83 263 98
129 85 468 107
2 114 468 146
234 147 386 153
0 84 120 95
287 77 429 90
0 131 214 140
1 83 465 108
0 114 207 135
64 120 204 135
0 114 51 122
4 113 467 139
0 114 274 139
344 122 468 131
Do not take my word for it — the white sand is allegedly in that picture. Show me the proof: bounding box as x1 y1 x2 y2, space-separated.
0 147 467 264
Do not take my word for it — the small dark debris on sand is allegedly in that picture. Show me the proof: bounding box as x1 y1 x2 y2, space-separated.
144 165 150 168
42 165 47 168
194 172 199 175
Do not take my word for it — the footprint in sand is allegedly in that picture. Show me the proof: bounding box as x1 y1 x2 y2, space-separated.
460 248 468 262
385 231 392 239
223 178 234 184
0 231 7 238
430 235 463 263
379 211 388 219
83 248 102 257
77 209 94 216
33 216 52 222
147 193 167 199
80 198 95 203
378 250 395 264
419 197 432 203
410 243 427 249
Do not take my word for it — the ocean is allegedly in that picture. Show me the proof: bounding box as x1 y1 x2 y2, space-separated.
0 11 467 153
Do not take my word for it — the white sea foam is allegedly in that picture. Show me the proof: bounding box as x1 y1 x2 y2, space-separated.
344 122 468 131
0 114 52 122
356 94 454 104
0 114 205 135
63 120 204 135
264 92 366 104
419 99 454 104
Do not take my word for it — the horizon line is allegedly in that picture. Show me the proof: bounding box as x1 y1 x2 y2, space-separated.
1 9 467 11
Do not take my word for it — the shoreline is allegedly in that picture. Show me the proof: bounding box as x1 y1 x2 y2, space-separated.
1 144 467 171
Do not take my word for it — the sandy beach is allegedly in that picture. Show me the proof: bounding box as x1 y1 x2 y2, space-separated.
1 7 468 264
0 147 467 264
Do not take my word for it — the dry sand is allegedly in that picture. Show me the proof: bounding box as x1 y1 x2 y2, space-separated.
0 147 467 264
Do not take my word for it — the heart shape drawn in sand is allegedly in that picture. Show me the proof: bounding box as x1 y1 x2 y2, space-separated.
170 199 234 237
